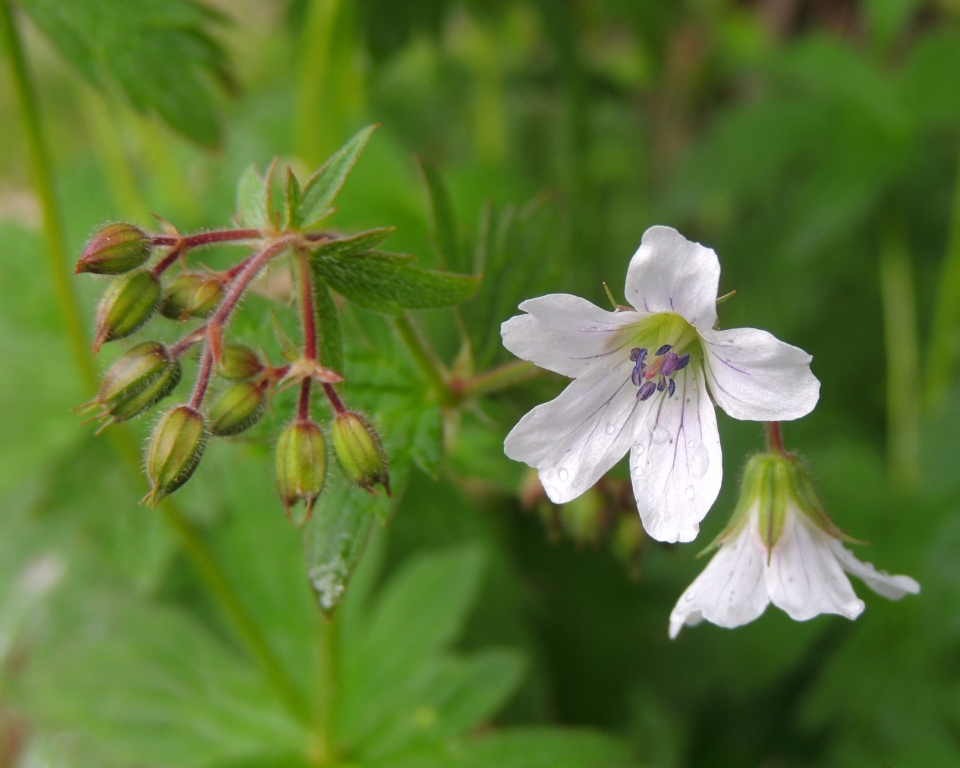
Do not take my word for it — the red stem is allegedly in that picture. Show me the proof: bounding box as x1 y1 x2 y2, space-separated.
766 422 786 455
189 347 214 409
152 242 184 276
210 238 293 329
152 229 262 248
298 379 312 421
322 382 346 415
297 253 317 362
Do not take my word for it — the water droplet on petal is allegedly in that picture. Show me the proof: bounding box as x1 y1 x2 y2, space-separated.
652 426 670 444
605 422 616 435
684 485 695 500
688 443 710 480
634 443 645 455
687 439 695 448
558 468 569 481
545 485 560 499
684 592 695 602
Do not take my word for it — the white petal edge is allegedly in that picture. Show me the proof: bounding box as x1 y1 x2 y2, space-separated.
701 326 820 422
628 363 722 543
765 509 864 622
828 541 920 600
669 509 770 639
504 355 640 504
501 294 636 377
624 226 720 332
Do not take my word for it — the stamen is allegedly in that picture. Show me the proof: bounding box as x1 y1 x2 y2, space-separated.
631 367 641 387
630 348 641 362
655 344 672 356
637 381 656 400
668 378 676 397
675 353 690 371
659 351 680 377
657 378 666 392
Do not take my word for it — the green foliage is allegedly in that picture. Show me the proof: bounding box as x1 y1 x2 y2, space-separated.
299 125 377 228
236 163 275 230
18 0 233 147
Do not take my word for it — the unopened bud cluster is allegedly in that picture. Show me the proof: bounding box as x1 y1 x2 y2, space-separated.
74 221 391 518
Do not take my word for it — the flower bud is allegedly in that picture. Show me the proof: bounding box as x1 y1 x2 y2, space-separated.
275 420 327 518
80 341 181 429
93 270 161 353
143 405 207 507
331 412 390 495
218 343 263 380
75 223 152 275
160 273 224 320
208 381 267 437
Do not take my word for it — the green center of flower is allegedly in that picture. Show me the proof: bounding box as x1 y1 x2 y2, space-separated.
625 313 699 401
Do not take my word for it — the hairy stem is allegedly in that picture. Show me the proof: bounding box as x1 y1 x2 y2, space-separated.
297 253 317 421
211 237 294 328
188 347 214 409
879 213 921 488
308 613 341 765
925 148 960 412
151 228 263 248
0 0 96 392
765 422 785 455
393 313 451 405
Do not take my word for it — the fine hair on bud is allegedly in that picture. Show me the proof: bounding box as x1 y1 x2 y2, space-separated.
331 411 390 495
275 419 327 520
94 270 162 352
160 273 225 320
218 344 263 380
75 223 152 275
143 405 207 507
208 380 268 437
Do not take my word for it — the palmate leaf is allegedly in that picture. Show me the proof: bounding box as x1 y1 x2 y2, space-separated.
298 125 377 228
18 0 234 147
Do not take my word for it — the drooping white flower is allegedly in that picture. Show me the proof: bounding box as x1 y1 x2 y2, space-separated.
501 226 820 542
669 452 919 638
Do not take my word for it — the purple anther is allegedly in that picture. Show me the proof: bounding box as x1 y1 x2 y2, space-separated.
635 348 647 368
631 367 641 387
668 378 676 398
657 378 666 392
637 381 656 401
655 344 672 356
659 350 680 377
675 353 690 371
630 348 641 361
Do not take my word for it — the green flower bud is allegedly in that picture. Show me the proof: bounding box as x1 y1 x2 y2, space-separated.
94 270 161 352
143 405 207 507
75 223 152 275
275 420 327 519
160 273 224 320
558 488 604 546
331 412 390 495
218 343 263 380
80 341 181 430
208 381 267 437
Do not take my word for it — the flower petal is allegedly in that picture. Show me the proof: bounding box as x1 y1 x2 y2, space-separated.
669 512 770 638
624 226 720 331
501 294 635 377
628 363 722 543
828 541 920 600
765 510 864 621
504 355 639 504
701 327 820 421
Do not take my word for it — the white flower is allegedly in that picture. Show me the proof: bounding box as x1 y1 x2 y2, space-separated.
501 226 820 542
669 453 920 638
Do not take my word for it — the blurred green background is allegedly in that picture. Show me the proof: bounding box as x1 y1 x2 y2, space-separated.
2 0 960 766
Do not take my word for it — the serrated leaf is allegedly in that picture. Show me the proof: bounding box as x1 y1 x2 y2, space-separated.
284 168 302 230
310 274 345 375
313 251 480 314
417 157 466 273
298 125 377 228
236 164 271 230
309 227 396 260
19 0 233 147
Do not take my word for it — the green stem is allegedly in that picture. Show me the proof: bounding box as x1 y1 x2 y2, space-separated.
924 146 960 412
309 613 340 765
393 313 452 405
0 0 96 393
879 212 921 488
451 360 544 403
0 2 309 723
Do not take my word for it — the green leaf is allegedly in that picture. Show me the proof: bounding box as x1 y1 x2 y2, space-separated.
23 600 306 766
409 404 443 477
310 274 345 375
417 157 466 273
313 251 480 314
19 0 233 147
298 125 377 228
309 227 396 260
899 30 960 131
284 168 302 230
236 163 271 230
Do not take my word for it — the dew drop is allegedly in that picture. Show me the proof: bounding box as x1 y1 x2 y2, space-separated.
684 592 695 602
545 485 560 499
634 443 645 456
688 443 710 480
687 439 695 448
684 485 695 500
605 422 616 435
558 468 569 481
651 426 670 444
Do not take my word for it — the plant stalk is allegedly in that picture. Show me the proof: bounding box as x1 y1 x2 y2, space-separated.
393 313 451 404
451 359 543 403
308 613 341 765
